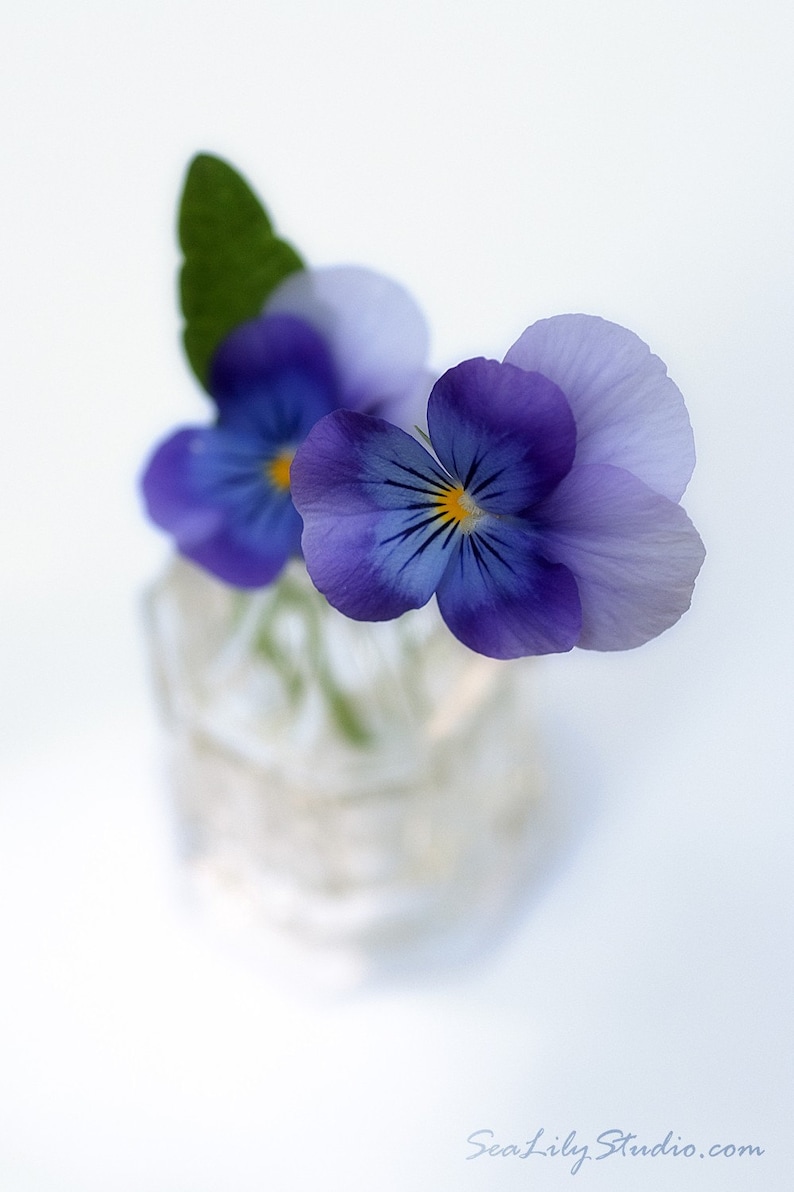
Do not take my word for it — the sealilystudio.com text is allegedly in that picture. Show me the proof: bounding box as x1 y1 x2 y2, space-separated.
465 1128 765 1176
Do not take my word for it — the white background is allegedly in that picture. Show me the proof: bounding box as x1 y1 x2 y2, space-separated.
1 1 792 1188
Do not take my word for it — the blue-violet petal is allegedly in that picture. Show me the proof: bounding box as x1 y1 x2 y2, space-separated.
292 410 457 619
141 425 302 588
435 519 582 658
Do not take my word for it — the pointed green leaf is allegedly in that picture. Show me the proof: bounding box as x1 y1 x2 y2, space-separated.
178 153 304 390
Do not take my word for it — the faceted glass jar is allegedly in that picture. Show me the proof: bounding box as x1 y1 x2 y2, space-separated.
144 559 553 987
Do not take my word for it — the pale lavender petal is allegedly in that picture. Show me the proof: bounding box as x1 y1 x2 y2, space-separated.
390 366 436 435
505 315 695 502
265 266 430 426
534 464 706 650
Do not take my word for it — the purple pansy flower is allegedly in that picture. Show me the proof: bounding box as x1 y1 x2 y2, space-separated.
141 267 431 587
290 315 705 659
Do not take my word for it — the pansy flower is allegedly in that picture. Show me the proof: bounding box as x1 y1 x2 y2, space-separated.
141 266 431 587
290 315 705 658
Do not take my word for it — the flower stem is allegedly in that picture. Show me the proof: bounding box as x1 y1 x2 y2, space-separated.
241 567 374 748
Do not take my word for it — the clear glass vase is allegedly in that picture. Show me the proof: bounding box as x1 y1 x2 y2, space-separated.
144 558 554 988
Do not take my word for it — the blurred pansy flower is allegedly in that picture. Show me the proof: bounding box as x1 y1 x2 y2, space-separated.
141 266 431 587
290 315 705 659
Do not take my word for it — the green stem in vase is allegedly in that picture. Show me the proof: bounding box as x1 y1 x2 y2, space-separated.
240 569 374 748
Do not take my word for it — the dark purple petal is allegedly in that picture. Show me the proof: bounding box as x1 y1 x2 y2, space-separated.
140 426 301 588
209 314 337 435
427 358 576 512
504 315 695 502
534 464 706 650
291 410 455 619
435 519 582 658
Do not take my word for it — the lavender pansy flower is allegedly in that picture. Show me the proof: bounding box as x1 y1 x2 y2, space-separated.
141 267 431 588
290 315 705 659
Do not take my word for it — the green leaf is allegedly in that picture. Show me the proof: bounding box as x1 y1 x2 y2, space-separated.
178 153 304 390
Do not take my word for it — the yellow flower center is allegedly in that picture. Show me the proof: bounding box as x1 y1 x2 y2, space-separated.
266 449 294 492
435 484 483 531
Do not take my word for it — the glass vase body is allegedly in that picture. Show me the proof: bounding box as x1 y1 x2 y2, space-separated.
145 558 549 987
